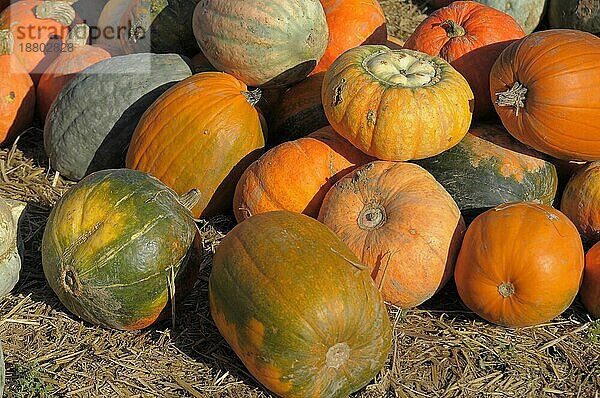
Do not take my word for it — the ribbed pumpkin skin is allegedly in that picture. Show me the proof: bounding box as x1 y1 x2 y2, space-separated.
455 203 584 327
210 211 392 398
490 30 600 161
37 44 111 121
560 162 600 244
192 0 329 87
126 72 266 219
548 0 600 34
233 126 373 222
311 0 386 75
404 1 525 119
0 0 73 82
415 124 558 219
41 169 198 330
44 53 192 181
268 72 328 145
319 161 465 308
322 46 473 161
583 242 600 319
120 0 199 57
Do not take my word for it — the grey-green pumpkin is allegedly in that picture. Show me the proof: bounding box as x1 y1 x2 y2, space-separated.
548 0 600 34
44 53 192 181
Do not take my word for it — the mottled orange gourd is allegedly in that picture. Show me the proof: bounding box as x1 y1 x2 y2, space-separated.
560 162 600 244
0 30 35 145
233 126 373 222
37 24 111 121
318 161 465 307
126 72 266 219
312 0 387 74
455 202 584 327
582 242 600 319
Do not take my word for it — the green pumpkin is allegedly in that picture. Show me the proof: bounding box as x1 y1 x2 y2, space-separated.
210 211 392 398
415 124 558 221
41 169 199 330
548 0 600 34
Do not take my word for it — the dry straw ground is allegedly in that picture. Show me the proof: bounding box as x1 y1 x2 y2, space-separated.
0 1 599 397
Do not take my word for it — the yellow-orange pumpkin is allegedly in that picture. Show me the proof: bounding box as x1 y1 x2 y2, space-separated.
582 242 600 319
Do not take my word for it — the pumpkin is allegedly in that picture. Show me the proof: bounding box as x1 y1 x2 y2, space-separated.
404 1 525 119
119 0 199 57
126 72 266 219
560 162 600 245
41 169 200 330
490 29 600 161
318 161 465 307
548 0 600 34
311 0 386 75
582 241 600 319
192 0 329 87
233 126 373 222
44 53 192 181
415 124 558 222
454 202 584 327
37 24 111 121
0 30 35 145
0 197 26 298
268 72 328 145
0 0 74 83
0 342 3 397
322 45 473 161
210 210 392 397
71 0 109 27
95 0 130 55
386 35 404 49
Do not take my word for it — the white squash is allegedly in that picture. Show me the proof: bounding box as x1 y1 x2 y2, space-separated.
0 197 26 297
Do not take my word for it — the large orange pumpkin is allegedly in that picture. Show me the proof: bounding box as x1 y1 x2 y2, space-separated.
125 72 266 219
233 126 373 222
404 1 524 119
582 241 600 319
0 0 74 83
37 24 111 121
318 161 465 307
490 30 600 161
455 202 584 327
322 45 473 161
0 30 35 145
311 0 386 75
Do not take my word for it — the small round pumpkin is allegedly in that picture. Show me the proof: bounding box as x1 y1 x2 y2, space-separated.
0 30 35 145
322 45 473 161
404 1 525 119
582 241 600 319
126 72 266 219
0 197 26 298
41 169 200 330
455 202 584 327
311 0 386 75
210 210 392 397
233 126 373 222
318 161 465 307
192 0 329 87
548 0 600 34
37 24 111 121
490 29 600 161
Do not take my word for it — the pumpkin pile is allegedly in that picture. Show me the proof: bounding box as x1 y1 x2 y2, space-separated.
1 0 600 396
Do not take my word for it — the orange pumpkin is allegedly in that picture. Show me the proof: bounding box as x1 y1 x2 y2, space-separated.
318 161 465 307
404 1 524 119
0 30 35 145
125 72 266 219
582 242 600 319
0 0 74 83
490 30 600 160
311 0 387 75
37 24 111 121
322 45 473 161
233 126 373 222
455 202 584 327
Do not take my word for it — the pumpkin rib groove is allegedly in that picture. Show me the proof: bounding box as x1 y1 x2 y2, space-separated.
341 76 380 150
91 267 174 289
367 86 390 155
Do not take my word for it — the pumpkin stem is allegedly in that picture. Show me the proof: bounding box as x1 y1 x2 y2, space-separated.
498 282 515 298
495 82 528 116
35 1 76 25
243 88 262 107
0 30 13 55
67 24 90 48
440 20 466 38
179 189 201 212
